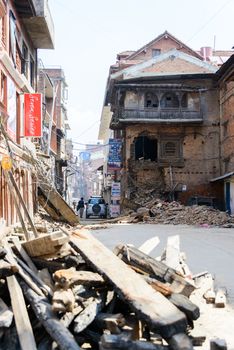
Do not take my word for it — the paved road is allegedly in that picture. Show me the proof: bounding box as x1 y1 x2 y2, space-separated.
87 222 234 303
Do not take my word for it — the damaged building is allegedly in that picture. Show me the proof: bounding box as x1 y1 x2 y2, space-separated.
211 55 234 213
0 0 78 226
0 0 54 224
99 31 233 209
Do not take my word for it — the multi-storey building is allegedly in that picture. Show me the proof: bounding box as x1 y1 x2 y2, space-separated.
211 55 234 213
99 31 233 211
39 67 69 195
0 0 54 224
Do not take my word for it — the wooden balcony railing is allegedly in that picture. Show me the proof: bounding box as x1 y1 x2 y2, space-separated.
114 107 203 123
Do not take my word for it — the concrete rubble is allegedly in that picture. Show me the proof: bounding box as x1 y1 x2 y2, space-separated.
119 199 234 228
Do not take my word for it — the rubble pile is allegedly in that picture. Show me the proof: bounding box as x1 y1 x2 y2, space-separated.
124 199 234 227
0 223 231 349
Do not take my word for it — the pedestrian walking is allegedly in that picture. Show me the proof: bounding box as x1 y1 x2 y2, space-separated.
76 197 85 218
72 199 77 211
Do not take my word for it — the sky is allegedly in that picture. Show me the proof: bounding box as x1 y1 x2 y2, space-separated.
39 0 234 151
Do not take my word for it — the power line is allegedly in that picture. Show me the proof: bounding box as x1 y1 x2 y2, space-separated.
186 0 233 43
73 119 100 139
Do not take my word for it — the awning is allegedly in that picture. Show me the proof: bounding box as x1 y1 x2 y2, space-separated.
210 172 234 182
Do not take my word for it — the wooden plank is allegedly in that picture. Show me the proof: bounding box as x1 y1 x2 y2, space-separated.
7 275 37 350
114 244 195 297
4 172 30 240
167 293 200 321
19 280 81 350
38 268 54 291
168 333 193 350
100 333 168 350
95 313 126 329
12 237 38 274
144 276 172 296
73 293 105 334
8 171 38 238
165 235 180 270
38 183 79 225
0 260 18 278
70 230 187 339
16 256 53 297
138 236 160 255
4 240 44 297
22 231 69 257
53 267 105 288
52 288 75 313
38 193 61 221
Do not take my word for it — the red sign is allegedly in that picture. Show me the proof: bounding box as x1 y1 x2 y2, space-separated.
24 93 42 137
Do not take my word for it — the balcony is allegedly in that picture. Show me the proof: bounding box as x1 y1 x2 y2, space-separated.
13 0 54 49
114 107 203 124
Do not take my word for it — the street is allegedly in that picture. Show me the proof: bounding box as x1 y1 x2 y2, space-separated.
87 222 234 304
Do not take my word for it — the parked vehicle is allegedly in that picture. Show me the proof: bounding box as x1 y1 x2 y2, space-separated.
86 196 108 219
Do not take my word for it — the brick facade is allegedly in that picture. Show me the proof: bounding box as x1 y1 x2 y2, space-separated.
0 0 54 225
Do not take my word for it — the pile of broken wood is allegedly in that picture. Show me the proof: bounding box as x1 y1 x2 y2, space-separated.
122 199 234 227
0 223 229 349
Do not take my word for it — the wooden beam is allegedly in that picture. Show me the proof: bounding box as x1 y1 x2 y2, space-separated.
53 267 105 288
4 172 29 240
8 171 39 237
100 333 168 350
12 237 38 275
114 244 195 296
70 230 187 339
4 240 44 297
167 293 200 321
7 275 37 350
22 231 69 258
168 333 193 350
165 235 180 270
73 293 105 334
138 236 160 255
19 280 81 350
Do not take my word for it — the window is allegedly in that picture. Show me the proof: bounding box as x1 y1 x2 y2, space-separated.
0 15 6 48
223 120 228 138
164 142 177 156
145 92 159 108
152 49 161 57
9 11 16 66
88 198 105 205
181 93 188 108
224 158 230 173
21 42 28 77
0 71 7 106
161 140 181 158
161 92 179 108
30 56 35 88
135 136 157 161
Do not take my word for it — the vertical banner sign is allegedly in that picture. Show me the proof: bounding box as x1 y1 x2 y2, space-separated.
107 138 122 169
111 182 121 200
24 93 42 137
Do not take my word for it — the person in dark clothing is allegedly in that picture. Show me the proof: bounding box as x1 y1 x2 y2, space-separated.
77 197 85 218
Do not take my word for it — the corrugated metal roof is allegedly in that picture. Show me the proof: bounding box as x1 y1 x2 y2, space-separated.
210 172 234 182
